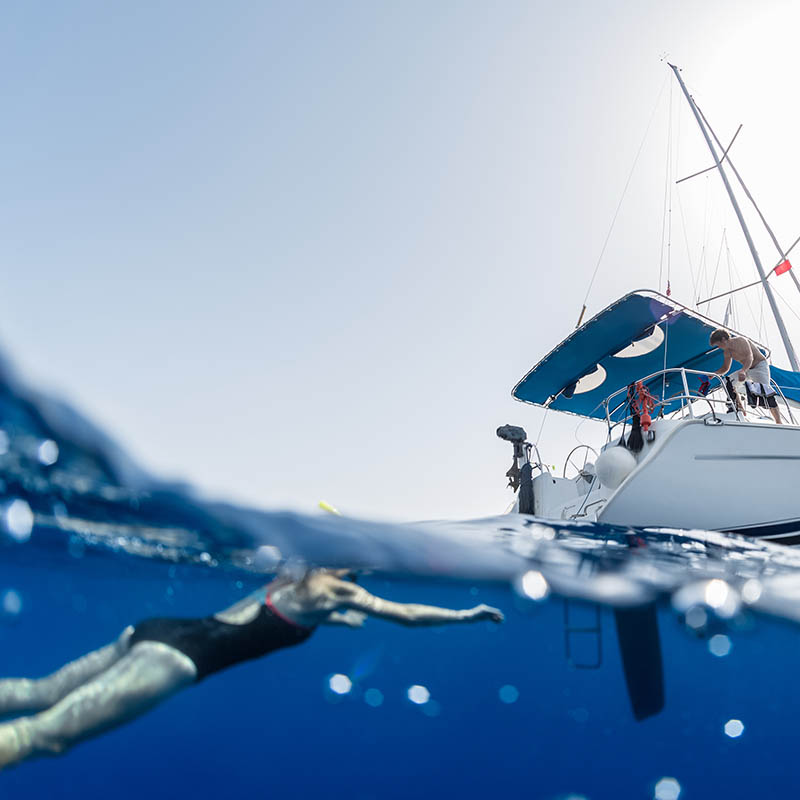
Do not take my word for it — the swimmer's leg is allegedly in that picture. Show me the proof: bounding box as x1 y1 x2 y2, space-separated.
0 627 134 717
0 641 197 768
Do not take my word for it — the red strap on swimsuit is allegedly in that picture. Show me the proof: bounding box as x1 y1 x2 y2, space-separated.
265 590 312 631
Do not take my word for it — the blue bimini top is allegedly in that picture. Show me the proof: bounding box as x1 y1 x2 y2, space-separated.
511 290 795 421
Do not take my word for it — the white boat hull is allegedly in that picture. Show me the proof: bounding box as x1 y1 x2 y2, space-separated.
597 417 800 544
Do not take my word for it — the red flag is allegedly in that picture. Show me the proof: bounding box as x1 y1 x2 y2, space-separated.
666 280 671 297
776 259 792 276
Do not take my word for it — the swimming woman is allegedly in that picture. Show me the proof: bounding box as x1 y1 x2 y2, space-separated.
0 569 503 768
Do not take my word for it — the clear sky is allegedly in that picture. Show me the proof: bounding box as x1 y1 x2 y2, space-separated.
2 0 799 521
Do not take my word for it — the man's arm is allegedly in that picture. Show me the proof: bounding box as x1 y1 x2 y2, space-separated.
713 352 732 376
329 581 503 627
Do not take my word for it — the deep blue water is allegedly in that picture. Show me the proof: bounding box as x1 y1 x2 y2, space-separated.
3 538 800 799
2 351 800 798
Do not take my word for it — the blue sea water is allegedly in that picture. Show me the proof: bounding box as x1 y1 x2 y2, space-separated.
2 351 800 799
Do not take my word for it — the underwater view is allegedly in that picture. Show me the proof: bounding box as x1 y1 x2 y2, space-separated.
2 348 800 800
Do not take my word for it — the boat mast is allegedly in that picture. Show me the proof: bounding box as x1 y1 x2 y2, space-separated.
669 63 800 371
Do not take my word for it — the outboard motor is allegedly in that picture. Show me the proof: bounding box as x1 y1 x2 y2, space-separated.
496 425 535 515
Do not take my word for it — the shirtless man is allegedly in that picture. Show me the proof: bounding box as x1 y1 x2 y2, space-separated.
0 569 503 769
709 328 781 424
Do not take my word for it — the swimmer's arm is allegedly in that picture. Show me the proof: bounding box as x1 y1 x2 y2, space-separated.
332 582 503 626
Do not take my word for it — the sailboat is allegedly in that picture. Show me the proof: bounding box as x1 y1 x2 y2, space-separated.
498 64 800 545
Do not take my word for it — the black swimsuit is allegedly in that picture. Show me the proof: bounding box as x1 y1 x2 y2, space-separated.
128 585 314 681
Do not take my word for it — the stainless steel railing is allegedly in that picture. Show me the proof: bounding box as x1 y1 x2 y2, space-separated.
601 367 797 431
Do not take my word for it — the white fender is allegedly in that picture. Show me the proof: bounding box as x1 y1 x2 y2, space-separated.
595 446 637 490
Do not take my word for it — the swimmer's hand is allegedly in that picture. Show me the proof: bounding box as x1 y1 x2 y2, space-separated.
325 610 367 628
467 604 504 623
737 370 747 382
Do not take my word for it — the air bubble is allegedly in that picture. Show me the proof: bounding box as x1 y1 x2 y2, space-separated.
654 777 681 800
684 606 707 631
708 634 732 658
37 439 59 466
742 579 762 604
253 545 282 571
518 570 549 601
364 688 383 707
499 685 519 704
407 685 430 705
724 719 744 738
328 674 352 695
2 590 22 616
3 499 34 542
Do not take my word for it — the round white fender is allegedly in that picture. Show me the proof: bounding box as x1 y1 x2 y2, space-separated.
595 446 637 490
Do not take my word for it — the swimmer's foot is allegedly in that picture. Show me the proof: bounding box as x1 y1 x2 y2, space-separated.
0 719 34 769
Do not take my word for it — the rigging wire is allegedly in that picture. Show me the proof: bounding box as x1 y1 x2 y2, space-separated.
658 82 673 294
771 282 800 325
659 78 673 401
707 229 726 307
695 175 712 305
661 311 670 403
534 406 550 450
727 244 763 342
725 234 738 330
578 75 668 323
573 415 597 450
675 185 698 300
670 84 685 298
704 178 719 302
666 131 674 297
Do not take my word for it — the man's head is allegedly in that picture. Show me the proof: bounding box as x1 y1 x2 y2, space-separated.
709 329 731 348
